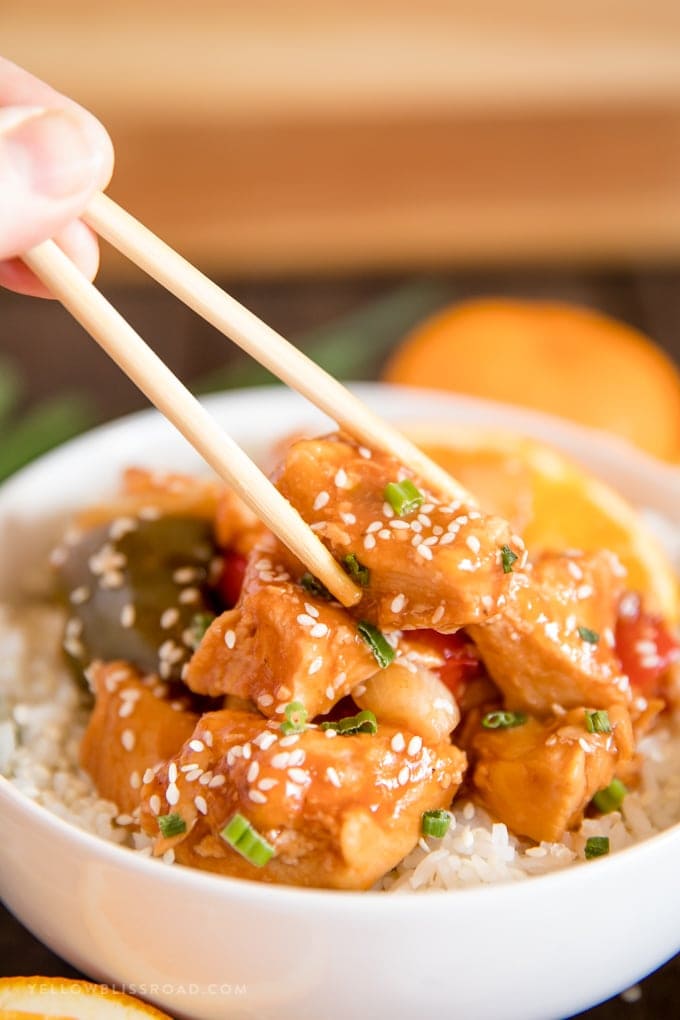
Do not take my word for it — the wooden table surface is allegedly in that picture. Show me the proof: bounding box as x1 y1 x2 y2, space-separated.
0 267 678 1018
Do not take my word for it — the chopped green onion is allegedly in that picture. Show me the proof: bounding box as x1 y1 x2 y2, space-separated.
421 809 452 838
357 620 395 668
157 812 187 838
221 812 275 867
342 553 370 587
280 700 308 735
188 611 215 649
578 626 600 644
384 479 424 516
585 709 611 734
592 778 627 814
500 545 518 573
584 835 610 860
300 572 332 600
481 710 528 729
320 709 378 736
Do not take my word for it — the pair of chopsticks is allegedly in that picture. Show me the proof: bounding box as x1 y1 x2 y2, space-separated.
22 193 470 607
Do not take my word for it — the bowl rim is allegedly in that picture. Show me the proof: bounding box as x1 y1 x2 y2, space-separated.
1 381 679 908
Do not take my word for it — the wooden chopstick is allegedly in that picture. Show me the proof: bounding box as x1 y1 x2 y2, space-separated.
22 239 363 608
83 193 472 506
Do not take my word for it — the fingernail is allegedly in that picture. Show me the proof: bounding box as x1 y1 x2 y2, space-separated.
1 104 104 198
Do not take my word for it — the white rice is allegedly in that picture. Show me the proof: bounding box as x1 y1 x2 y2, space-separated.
1 517 679 892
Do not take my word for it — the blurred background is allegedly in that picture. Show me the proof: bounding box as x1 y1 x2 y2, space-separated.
1 2 680 1012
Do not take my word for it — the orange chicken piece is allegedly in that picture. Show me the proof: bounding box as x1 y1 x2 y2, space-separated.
274 434 524 631
184 552 378 718
469 703 634 843
80 661 199 814
469 551 631 714
139 709 466 890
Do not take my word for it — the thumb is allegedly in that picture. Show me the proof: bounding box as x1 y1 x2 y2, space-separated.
0 104 113 260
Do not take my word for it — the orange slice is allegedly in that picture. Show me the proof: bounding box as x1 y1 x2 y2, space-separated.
384 299 680 461
407 424 679 621
0 977 171 1019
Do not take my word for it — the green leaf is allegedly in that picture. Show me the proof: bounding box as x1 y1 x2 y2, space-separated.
0 394 95 482
195 279 450 392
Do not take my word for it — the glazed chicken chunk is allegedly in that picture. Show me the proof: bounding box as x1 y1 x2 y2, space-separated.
184 547 378 718
80 661 199 815
275 434 525 631
469 550 631 714
469 703 634 843
139 710 466 890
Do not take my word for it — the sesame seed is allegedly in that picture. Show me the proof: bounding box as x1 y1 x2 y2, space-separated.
432 604 445 624
279 734 300 748
382 502 395 518
288 767 308 784
340 512 357 525
308 656 323 675
325 684 335 699
398 765 410 786
363 534 376 551
410 521 423 533
70 585 90 605
466 535 481 554
335 468 349 488
297 613 315 627
417 513 432 527
463 801 475 821
416 543 433 560
168 763 178 783
285 781 303 798
254 730 278 750
209 774 226 788
576 585 594 600
391 593 407 613
578 738 594 754
310 622 329 638
432 525 444 536
275 703 287 714
120 604 136 629
121 729 135 752
391 732 406 753
173 566 201 584
313 491 330 511
149 794 161 815
326 766 342 788
222 629 236 650
198 771 213 785
367 521 383 534
247 761 260 783
189 739 205 753
242 743 252 759
249 790 267 804
423 536 438 546
457 558 475 571
407 735 423 756
378 529 392 540
161 608 180 629
304 602 320 618
439 533 456 546
324 728 337 738
259 777 278 791
129 771 141 790
358 446 372 459
271 752 291 770
390 519 410 530
179 587 200 605
258 693 274 707
166 783 180 806
288 748 306 767
353 683 367 697
194 795 208 815
143 767 157 784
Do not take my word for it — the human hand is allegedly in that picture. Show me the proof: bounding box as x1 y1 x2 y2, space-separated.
0 57 114 297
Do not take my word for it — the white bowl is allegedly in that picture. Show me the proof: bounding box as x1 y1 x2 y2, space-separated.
1 384 679 1020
